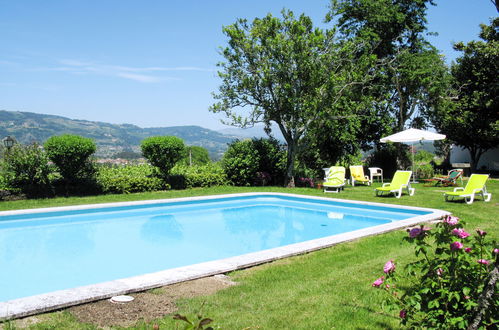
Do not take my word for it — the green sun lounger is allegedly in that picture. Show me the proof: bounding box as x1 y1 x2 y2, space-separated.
375 170 415 198
323 166 346 193
444 173 492 204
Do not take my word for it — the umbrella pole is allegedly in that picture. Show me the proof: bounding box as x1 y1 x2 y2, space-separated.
411 142 417 183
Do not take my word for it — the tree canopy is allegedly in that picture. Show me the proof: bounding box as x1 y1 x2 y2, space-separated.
428 18 499 170
44 134 96 183
327 0 449 168
211 10 378 186
141 136 186 178
327 0 435 57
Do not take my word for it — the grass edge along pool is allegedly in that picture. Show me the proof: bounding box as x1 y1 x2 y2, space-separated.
0 193 449 320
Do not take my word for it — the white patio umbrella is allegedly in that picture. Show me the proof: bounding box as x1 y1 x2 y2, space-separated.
380 128 446 182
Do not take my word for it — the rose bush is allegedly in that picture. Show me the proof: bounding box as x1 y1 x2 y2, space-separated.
371 215 497 329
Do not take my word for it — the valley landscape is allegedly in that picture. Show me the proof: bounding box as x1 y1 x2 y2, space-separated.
0 110 246 159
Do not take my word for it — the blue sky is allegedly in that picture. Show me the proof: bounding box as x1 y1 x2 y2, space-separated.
0 1 496 130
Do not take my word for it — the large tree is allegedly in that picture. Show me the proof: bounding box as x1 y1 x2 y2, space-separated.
211 10 377 186
429 18 499 171
327 0 449 167
385 45 450 133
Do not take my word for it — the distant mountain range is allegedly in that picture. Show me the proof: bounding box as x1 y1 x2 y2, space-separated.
0 110 252 159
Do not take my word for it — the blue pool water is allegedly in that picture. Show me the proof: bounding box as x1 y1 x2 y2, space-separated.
0 194 430 302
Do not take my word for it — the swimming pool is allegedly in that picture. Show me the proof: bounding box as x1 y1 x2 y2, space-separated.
0 193 449 319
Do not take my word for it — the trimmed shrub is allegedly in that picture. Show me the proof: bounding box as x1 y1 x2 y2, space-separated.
222 139 260 186
170 163 228 189
1 143 52 196
97 164 166 194
44 134 97 183
415 163 434 179
141 136 186 179
0 173 8 190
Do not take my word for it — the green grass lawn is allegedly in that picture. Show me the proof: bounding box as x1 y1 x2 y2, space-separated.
1 180 497 329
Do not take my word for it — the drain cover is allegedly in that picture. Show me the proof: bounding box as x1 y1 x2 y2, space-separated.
110 295 134 303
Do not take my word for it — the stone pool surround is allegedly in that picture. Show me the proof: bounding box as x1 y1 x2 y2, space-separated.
0 192 450 320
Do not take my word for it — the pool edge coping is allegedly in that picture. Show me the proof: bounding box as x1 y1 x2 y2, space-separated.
0 192 450 320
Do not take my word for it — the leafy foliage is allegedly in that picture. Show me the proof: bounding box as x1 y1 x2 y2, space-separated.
0 172 8 190
169 163 228 189
180 146 211 166
44 134 97 184
221 138 286 186
329 0 450 167
222 140 260 186
366 144 399 179
327 0 435 57
414 149 434 163
0 143 51 196
97 164 166 194
140 136 186 179
173 313 214 330
428 18 499 171
251 138 287 186
415 163 434 179
372 216 498 328
211 10 378 186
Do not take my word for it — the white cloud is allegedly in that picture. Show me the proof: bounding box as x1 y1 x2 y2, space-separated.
116 72 163 83
51 59 214 83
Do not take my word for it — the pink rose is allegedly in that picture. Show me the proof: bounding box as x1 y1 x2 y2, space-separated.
477 259 489 265
450 241 464 250
443 215 459 226
437 268 444 276
452 228 470 239
476 229 487 236
408 227 422 238
494 248 499 255
465 247 472 253
385 284 390 289
399 310 407 319
372 276 384 287
383 260 396 274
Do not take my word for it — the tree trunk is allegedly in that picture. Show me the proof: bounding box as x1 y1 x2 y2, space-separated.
285 141 296 188
468 147 484 172
468 264 498 329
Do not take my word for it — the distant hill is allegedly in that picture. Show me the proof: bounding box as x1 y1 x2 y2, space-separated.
0 110 242 160
218 124 284 141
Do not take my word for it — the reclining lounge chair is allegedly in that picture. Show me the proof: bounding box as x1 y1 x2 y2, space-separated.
375 170 415 198
350 165 371 186
444 174 492 204
323 166 346 193
426 169 463 187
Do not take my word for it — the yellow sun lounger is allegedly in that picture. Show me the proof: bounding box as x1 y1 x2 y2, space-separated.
375 170 415 198
323 166 346 193
349 165 371 186
444 173 492 204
